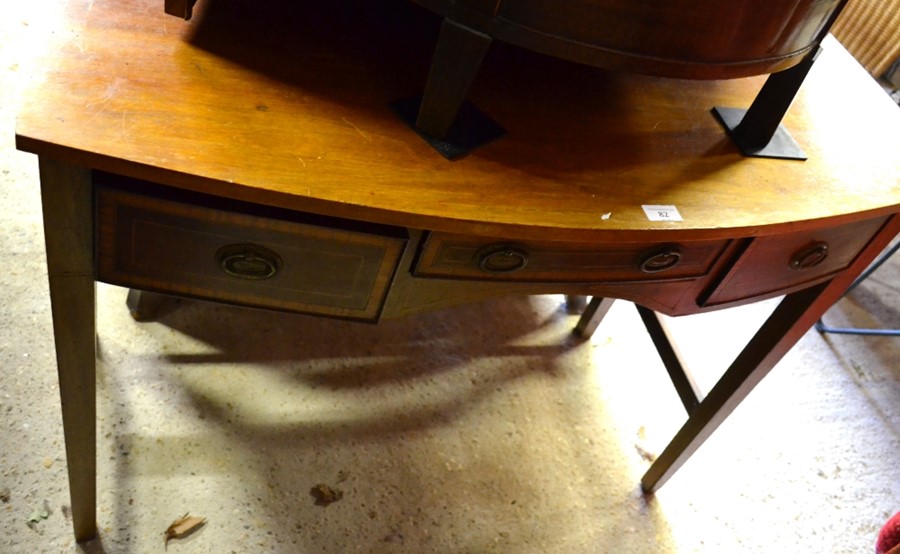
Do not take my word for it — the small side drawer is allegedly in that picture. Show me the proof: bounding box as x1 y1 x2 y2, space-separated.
96 180 406 321
701 216 889 306
413 232 729 283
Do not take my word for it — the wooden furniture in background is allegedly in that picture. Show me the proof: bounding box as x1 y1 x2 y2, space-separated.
17 0 900 541
166 1 851 155
407 0 849 141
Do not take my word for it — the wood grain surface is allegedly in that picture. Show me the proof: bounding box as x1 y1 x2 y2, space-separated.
15 0 900 241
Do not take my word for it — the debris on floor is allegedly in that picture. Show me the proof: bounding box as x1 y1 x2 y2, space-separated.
310 484 344 507
635 426 659 462
164 513 206 549
26 500 51 530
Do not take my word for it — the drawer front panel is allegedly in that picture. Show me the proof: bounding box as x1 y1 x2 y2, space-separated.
702 216 889 306
96 186 406 321
414 232 729 282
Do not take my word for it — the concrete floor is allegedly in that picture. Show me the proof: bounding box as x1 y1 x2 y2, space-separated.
1 2 899 552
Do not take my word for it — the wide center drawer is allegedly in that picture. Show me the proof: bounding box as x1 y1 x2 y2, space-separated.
413 232 729 283
95 175 407 321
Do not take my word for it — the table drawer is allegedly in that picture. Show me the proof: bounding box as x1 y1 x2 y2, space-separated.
701 216 889 306
413 232 729 282
95 180 406 321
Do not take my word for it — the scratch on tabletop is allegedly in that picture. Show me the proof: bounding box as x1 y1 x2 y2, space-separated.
85 78 126 124
86 78 125 108
298 157 307 168
342 117 372 142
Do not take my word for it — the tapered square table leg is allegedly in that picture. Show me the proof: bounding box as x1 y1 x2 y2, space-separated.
39 158 97 541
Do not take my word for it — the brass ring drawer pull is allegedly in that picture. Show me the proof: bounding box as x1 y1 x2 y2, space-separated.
477 244 530 273
639 247 682 273
790 242 829 270
215 244 282 280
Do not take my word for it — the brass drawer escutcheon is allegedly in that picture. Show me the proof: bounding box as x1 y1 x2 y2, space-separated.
476 244 530 274
639 247 683 274
789 242 829 270
216 244 282 280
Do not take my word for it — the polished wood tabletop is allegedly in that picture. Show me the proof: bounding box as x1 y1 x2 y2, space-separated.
16 0 900 242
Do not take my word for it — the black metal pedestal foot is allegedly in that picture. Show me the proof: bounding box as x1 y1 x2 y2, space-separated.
712 46 821 161
712 106 808 160
390 97 506 160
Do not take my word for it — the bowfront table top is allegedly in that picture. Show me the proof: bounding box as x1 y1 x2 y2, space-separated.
16 0 900 242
